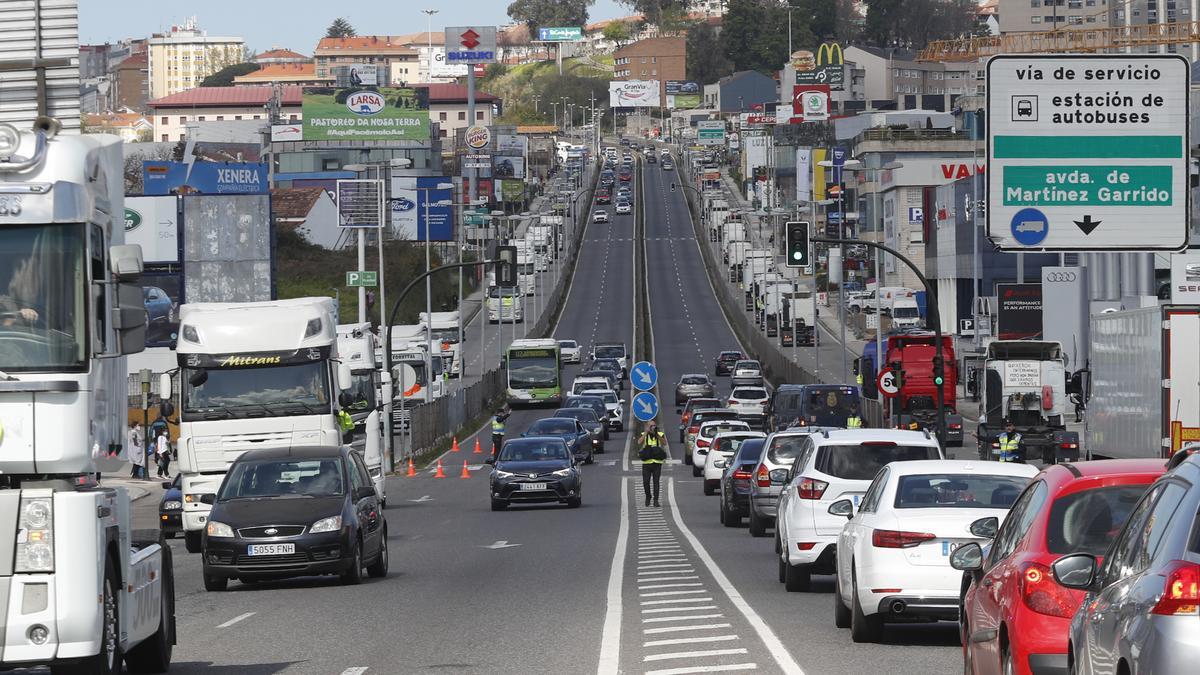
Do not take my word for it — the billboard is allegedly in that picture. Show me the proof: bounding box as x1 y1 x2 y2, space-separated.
493 155 525 179
793 43 844 91
499 179 525 203
182 195 273 304
143 161 269 196
794 85 830 122
124 196 180 263
445 26 498 64
609 80 660 107
795 148 812 202
301 87 430 141
495 133 528 155
137 273 182 347
390 176 454 241
431 50 469 78
538 27 582 41
331 64 379 87
665 80 701 109
997 283 1044 340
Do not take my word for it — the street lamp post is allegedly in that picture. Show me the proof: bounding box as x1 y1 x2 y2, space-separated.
818 157 863 382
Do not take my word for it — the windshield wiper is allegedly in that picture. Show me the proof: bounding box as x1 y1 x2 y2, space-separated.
224 403 274 417
271 401 326 415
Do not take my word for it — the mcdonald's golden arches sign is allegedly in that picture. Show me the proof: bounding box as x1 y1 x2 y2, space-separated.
794 43 844 91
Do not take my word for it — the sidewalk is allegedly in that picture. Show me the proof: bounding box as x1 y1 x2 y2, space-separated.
99 463 159 502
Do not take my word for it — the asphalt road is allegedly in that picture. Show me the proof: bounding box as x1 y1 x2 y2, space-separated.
126 150 957 675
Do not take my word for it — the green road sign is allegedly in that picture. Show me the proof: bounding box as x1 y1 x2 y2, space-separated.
346 271 378 287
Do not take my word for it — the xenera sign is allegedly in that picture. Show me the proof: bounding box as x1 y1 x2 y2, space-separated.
987 54 1190 251
444 26 498 64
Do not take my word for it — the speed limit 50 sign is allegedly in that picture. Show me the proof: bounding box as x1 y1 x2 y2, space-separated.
876 369 900 398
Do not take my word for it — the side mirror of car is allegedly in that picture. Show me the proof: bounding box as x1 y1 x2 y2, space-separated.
949 542 984 578
484 457 495 465
968 516 999 540
355 487 377 501
161 481 173 490
1051 553 1100 591
199 494 216 505
828 499 854 519
675 408 683 414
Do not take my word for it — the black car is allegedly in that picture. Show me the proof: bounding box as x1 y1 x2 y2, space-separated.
200 445 387 591
487 437 582 510
715 350 746 376
720 438 766 527
554 407 606 452
522 417 594 464
592 358 625 383
159 474 182 538
564 395 610 436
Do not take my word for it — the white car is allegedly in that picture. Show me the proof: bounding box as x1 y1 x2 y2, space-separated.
571 377 611 396
557 339 582 363
775 429 945 591
615 200 632 215
593 210 609 224
731 359 764 387
582 388 625 431
727 386 770 426
832 459 1038 643
692 419 752 476
703 431 766 495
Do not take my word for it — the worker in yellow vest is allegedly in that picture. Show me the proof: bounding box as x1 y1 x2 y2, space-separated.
997 420 1022 462
846 403 864 429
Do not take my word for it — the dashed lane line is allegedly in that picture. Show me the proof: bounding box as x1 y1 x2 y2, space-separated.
216 612 255 629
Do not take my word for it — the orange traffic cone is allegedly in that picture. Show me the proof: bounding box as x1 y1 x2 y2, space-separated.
473 438 483 454
451 437 460 452
460 460 470 479
434 459 446 479
406 458 416 477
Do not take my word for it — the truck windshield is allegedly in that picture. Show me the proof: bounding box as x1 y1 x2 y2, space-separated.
345 371 377 413
428 328 460 344
182 361 331 420
0 224 86 372
893 307 920 319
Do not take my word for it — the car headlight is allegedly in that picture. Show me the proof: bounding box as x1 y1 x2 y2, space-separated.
494 470 515 478
162 500 183 510
15 497 53 573
310 516 342 533
552 468 574 477
206 521 235 538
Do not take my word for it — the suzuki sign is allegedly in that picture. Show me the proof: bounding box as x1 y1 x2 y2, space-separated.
444 26 498 63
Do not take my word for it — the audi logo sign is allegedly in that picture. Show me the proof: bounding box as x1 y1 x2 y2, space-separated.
1043 272 1078 283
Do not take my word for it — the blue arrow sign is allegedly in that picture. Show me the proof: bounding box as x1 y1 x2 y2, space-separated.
631 361 658 391
632 392 659 422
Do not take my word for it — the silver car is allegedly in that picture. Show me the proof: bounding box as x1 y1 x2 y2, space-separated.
731 359 764 387
675 373 716 405
748 427 842 538
1052 452 1200 675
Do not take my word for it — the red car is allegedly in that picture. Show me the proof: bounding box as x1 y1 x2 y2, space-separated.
958 459 1166 675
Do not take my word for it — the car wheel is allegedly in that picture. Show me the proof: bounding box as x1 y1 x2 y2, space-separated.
722 495 741 527
163 531 176 539
774 530 781 554
679 431 685 443
850 566 884 643
703 481 715 496
203 573 227 592
491 499 508 511
777 550 787 583
834 573 852 628
567 495 582 508
748 509 767 537
585 451 594 465
340 540 364 585
367 528 389 578
785 562 811 592
683 452 693 466
184 531 202 554
719 499 726 524
692 464 702 478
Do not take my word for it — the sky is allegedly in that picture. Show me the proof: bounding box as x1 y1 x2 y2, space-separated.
80 0 628 50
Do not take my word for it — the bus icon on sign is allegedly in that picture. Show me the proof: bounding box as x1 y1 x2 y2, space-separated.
1011 95 1038 122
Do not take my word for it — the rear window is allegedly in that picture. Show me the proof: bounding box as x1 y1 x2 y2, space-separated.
692 411 739 426
895 474 1031 509
558 341 577 348
682 376 709 385
733 388 767 399
735 361 759 370
734 439 767 465
800 387 861 427
1047 485 1148 556
766 434 808 465
719 352 743 360
814 444 941 480
701 423 748 438
595 346 625 359
714 435 758 454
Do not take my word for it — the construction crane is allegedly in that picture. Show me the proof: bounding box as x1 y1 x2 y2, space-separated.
919 19 1200 61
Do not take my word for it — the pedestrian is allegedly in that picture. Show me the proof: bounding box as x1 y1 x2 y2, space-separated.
996 420 1022 463
491 405 511 459
637 420 668 507
129 423 145 479
155 430 171 478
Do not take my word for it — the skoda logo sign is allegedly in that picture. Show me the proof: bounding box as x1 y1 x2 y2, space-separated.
1044 272 1077 283
346 91 386 116
124 208 142 232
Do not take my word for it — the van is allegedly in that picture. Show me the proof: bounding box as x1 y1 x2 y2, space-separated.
769 384 862 432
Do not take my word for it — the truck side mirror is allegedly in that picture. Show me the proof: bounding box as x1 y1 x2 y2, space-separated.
159 373 173 402
112 283 147 355
338 363 353 391
108 244 144 280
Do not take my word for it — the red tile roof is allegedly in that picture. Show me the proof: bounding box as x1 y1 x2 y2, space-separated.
254 48 309 61
421 83 499 103
315 36 419 54
233 63 325 83
147 85 303 108
272 187 326 222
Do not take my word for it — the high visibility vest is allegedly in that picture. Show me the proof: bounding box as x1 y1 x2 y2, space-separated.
641 432 666 464
998 433 1021 461
856 374 864 386
337 410 354 433
492 417 506 434
846 416 863 429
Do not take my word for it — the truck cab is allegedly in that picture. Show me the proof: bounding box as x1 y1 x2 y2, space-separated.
977 340 1080 464
336 323 387 504
419 311 462 378
881 333 963 446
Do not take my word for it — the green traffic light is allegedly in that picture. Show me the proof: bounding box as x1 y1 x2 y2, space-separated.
934 376 944 385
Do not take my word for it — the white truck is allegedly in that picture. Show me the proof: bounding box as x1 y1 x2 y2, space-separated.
976 340 1081 464
0 124 175 674
1085 305 1200 460
888 294 922 328
385 325 446 403
487 285 525 323
170 298 354 553
336 323 389 504
515 248 536 296
418 310 462 378
782 291 818 346
759 281 796 338
725 240 751 268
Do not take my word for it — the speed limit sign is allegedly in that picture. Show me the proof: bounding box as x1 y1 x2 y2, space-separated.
876 369 900 398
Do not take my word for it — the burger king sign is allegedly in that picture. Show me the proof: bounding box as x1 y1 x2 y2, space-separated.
465 125 492 150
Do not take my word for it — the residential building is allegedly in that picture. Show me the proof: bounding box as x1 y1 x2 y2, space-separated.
313 36 420 84
273 187 341 249
612 37 687 107
147 86 301 142
425 83 500 138
998 0 1114 33
583 16 646 53
80 44 111 80
689 0 727 17
704 70 777 113
252 48 309 65
113 53 149 112
233 63 331 87
147 18 246 99
844 46 984 111
83 112 152 142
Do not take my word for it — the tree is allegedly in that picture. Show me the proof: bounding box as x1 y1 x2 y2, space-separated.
864 0 976 48
686 22 733 84
602 21 631 49
721 0 807 75
200 62 260 87
507 0 593 33
325 17 357 38
618 0 688 26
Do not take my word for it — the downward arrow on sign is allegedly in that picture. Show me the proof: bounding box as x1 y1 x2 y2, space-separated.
637 399 655 415
1074 215 1102 235
636 369 653 385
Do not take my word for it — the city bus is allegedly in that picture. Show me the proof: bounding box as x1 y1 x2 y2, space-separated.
505 338 562 405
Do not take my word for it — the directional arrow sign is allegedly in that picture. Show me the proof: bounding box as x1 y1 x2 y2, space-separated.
631 361 658 391
1073 215 1102 235
632 391 659 422
482 540 521 550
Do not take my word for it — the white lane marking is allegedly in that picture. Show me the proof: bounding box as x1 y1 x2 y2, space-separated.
217 612 255 628
637 576 701 583
643 613 725 623
596 475 629 675
639 597 714 606
639 582 704 590
645 664 759 675
638 565 696 571
644 623 733 635
642 605 720 614
643 635 740 647
643 648 749 662
339 669 370 675
641 589 707 597
666 478 806 675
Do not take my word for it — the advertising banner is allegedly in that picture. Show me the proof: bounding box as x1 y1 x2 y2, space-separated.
137 273 182 347
333 64 379 86
795 148 812 202
997 283 1044 340
1170 251 1200 302
794 84 830 122
493 155 525 179
271 123 303 142
143 161 269 196
445 26 498 64
609 80 660 107
431 50 469 78
537 27 582 41
389 177 454 241
124 196 180 263
793 43 845 91
499 179 525 203
495 133 528 155
301 87 430 141
665 80 701 109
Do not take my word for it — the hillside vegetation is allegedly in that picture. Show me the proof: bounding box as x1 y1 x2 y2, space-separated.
483 56 613 125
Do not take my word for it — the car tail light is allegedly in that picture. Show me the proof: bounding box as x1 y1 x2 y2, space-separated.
1150 561 1200 616
687 426 699 436
1060 442 1079 450
732 468 753 480
861 441 898 448
872 529 936 549
755 464 771 487
796 542 817 551
949 423 962 430
1020 562 1079 618
1042 385 1053 410
797 477 828 500
696 438 710 448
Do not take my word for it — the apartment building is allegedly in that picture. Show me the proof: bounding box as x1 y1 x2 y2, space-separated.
845 46 984 111
147 18 245 99
612 37 687 107
313 36 421 84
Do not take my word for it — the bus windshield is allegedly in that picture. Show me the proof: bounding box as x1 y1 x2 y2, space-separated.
509 350 559 389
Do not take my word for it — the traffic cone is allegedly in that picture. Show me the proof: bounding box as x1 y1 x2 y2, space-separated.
406 458 416 477
460 460 471 479
434 459 446 479
452 437 461 452
473 438 483 454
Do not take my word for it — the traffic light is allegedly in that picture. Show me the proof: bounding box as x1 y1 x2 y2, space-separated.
932 356 945 387
496 245 518 287
785 221 810 268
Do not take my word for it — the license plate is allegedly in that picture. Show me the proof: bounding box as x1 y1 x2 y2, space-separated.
248 543 295 556
520 483 546 491
941 540 962 556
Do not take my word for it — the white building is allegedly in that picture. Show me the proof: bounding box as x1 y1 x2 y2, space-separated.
147 17 245 100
